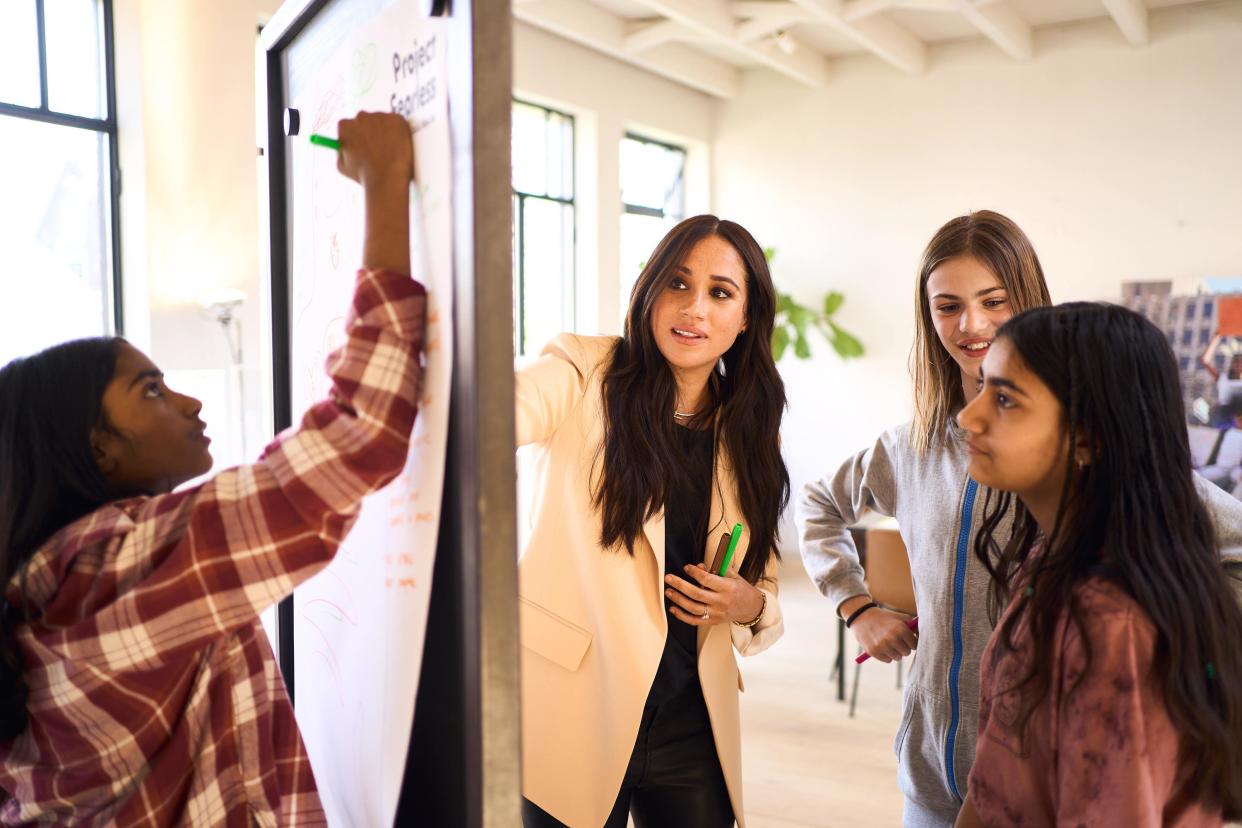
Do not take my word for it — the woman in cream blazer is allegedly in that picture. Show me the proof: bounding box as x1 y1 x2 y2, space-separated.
516 216 789 828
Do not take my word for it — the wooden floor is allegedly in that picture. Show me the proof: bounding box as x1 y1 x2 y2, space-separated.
738 557 907 828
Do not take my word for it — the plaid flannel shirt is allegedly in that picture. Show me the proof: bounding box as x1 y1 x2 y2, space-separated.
0 269 426 827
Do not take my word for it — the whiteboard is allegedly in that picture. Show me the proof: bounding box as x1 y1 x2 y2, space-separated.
283 2 452 824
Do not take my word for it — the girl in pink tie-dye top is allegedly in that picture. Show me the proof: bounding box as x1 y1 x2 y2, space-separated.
952 303 1242 827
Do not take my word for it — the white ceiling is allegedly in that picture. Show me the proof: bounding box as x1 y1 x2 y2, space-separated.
513 0 1222 98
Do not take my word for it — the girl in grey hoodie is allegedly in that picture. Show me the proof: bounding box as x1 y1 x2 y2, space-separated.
796 211 1242 827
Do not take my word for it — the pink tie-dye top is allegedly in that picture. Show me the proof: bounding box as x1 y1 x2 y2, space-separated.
969 576 1221 827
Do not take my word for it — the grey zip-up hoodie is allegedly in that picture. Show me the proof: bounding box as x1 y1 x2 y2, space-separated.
797 420 1242 827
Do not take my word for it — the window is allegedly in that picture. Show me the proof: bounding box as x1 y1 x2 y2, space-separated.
619 133 686 312
511 100 574 357
1203 299 1214 318
1182 329 1193 347
1201 328 1212 346
1187 302 1197 321
0 0 120 366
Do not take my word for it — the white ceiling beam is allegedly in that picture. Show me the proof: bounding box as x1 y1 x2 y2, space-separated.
842 0 898 20
625 19 697 52
789 0 927 74
1100 0 1149 46
955 0 1032 60
731 0 803 15
629 0 738 39
732 2 817 43
626 0 832 87
752 36 836 86
514 0 740 98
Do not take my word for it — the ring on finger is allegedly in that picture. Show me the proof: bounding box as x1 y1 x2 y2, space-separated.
701 608 709 621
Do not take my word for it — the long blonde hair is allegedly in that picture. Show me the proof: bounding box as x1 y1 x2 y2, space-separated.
909 210 1051 454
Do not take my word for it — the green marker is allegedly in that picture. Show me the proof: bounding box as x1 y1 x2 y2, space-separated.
309 133 341 150
718 522 743 576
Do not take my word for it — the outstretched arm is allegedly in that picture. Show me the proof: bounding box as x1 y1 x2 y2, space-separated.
1201 331 1223 381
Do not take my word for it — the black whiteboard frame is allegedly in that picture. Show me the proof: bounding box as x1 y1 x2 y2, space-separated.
258 0 519 822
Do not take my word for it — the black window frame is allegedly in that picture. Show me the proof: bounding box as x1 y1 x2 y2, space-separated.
0 0 123 334
621 131 686 222
510 98 576 357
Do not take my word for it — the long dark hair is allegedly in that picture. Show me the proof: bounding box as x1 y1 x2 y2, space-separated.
974 303 1242 816
596 215 789 584
0 337 125 739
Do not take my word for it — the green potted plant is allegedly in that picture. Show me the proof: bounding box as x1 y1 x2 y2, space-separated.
767 248 864 361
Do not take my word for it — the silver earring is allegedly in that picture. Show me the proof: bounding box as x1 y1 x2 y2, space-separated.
717 357 727 376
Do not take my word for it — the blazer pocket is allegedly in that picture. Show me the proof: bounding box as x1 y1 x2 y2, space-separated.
519 597 593 672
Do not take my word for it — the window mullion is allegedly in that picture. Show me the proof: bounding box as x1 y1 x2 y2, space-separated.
102 0 122 333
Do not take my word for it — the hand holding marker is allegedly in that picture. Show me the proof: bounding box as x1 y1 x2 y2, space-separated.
855 616 919 664
674 523 756 627
309 134 341 150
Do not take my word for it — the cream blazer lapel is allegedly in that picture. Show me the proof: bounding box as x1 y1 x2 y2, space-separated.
641 508 666 601
697 439 750 653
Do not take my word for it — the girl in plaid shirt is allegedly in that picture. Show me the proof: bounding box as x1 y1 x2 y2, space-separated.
0 112 425 826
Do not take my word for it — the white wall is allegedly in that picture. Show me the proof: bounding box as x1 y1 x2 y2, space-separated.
711 1 1242 552
115 0 282 468
513 21 716 335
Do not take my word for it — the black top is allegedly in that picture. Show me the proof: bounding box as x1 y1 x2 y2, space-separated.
646 423 715 707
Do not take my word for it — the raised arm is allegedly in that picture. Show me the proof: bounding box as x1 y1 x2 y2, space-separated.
514 334 597 447
1200 331 1223 381
33 113 426 671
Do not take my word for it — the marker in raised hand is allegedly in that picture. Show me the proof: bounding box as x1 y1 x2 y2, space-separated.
309 133 340 150
855 616 919 664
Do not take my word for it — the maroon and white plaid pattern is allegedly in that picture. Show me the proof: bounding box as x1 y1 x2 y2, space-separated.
0 269 425 827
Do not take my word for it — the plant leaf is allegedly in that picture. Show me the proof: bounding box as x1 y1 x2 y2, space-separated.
772 325 790 361
828 321 865 358
790 308 810 341
794 330 812 359
764 247 777 263
822 291 844 317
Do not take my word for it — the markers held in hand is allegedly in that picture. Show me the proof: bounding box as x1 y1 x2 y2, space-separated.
309 133 341 150
718 523 743 576
855 615 919 664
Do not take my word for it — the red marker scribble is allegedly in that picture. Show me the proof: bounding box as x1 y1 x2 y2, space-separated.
312 84 346 133
304 598 359 626
302 615 345 706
